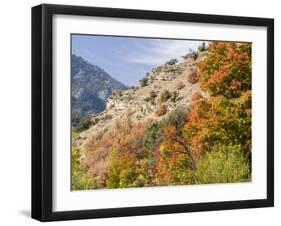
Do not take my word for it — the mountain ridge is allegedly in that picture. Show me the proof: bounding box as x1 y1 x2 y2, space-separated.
71 54 127 125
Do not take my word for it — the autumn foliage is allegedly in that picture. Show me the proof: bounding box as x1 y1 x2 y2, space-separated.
198 42 251 98
72 41 252 189
184 42 252 183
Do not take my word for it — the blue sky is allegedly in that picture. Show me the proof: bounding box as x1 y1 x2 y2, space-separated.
72 34 203 86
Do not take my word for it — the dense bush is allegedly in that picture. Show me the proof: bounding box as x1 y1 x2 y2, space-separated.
165 58 178 66
106 149 138 188
144 91 157 102
103 114 113 120
74 116 92 132
162 107 188 131
171 91 179 103
198 144 251 183
105 122 152 188
160 90 172 103
139 77 149 87
185 93 252 156
150 91 157 99
143 107 188 152
143 122 163 151
198 42 251 98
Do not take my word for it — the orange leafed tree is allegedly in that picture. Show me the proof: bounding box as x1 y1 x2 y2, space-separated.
183 42 252 183
198 41 251 98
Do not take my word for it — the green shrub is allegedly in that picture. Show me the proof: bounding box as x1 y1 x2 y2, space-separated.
144 96 151 102
150 91 157 99
165 58 178 66
182 49 199 60
74 116 92 132
143 122 163 151
106 149 138 188
198 144 251 184
162 107 188 131
160 90 171 103
171 91 179 103
143 107 187 151
140 77 149 87
144 91 158 102
103 114 113 120
71 145 99 190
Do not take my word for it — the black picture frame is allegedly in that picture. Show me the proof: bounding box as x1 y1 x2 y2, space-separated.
32 3 274 222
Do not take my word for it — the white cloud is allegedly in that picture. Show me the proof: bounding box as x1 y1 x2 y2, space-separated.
125 39 202 66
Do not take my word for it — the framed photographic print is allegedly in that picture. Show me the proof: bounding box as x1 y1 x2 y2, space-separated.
32 4 274 221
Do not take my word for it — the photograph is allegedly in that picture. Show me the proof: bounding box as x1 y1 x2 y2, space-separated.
71 35 252 190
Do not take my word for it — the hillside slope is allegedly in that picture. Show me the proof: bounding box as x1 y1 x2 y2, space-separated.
76 56 206 179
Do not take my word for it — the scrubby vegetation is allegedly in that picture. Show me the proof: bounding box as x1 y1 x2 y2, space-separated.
182 48 199 60
72 41 252 190
165 58 178 66
149 91 157 99
139 77 149 87
72 133 100 190
171 91 179 103
160 90 172 103
73 115 92 132
144 91 158 102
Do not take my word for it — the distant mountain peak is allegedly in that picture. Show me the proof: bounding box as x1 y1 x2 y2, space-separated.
71 54 127 125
